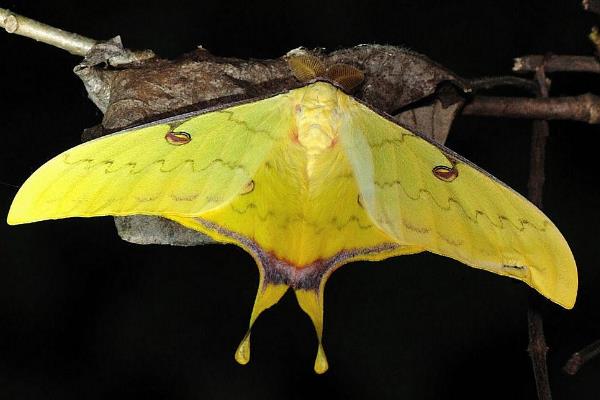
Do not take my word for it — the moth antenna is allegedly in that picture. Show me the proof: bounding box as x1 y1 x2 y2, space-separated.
288 54 327 82
324 63 365 91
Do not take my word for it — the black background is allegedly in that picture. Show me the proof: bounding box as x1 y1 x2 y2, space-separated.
1 1 600 399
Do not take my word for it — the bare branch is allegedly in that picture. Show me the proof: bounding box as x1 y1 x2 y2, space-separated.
0 7 97 56
462 94 600 124
513 55 600 74
583 0 600 15
528 306 552 400
527 65 552 400
563 339 600 375
469 76 538 93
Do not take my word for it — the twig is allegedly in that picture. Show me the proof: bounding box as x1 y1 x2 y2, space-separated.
563 338 600 375
0 7 97 56
462 94 600 124
513 55 600 73
527 62 552 400
469 76 538 93
583 0 600 15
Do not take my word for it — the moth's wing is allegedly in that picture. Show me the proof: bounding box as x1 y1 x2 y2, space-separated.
338 94 577 309
8 93 293 224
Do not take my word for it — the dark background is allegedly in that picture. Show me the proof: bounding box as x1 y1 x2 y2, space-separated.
1 1 599 399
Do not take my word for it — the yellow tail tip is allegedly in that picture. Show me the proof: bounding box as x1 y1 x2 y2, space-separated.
314 344 329 374
234 332 251 365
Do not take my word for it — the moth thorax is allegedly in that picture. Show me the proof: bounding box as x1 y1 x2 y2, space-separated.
294 82 340 153
297 123 337 153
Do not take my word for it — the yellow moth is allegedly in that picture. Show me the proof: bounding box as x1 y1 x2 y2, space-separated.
7 55 577 374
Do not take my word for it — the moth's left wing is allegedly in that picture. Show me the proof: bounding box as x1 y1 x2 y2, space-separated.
338 93 577 309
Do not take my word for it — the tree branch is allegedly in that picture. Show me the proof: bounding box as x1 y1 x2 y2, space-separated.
527 63 552 400
513 55 600 74
0 7 97 56
469 76 538 93
462 94 600 124
583 0 600 16
563 338 600 375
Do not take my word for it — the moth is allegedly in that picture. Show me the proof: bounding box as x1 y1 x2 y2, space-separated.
7 54 577 373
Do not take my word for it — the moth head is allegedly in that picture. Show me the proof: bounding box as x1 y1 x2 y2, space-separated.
287 53 364 92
